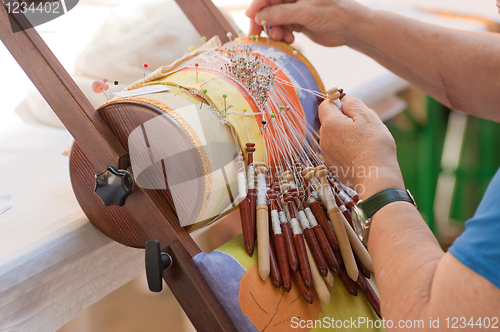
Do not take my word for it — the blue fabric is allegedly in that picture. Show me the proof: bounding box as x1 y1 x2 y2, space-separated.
449 167 500 288
193 251 258 332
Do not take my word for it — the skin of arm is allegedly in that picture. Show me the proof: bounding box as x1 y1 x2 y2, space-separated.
318 96 500 326
246 0 500 122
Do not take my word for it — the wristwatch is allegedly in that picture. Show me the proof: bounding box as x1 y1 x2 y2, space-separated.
351 188 417 244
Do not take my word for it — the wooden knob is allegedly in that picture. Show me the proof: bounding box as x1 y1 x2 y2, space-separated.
256 165 268 174
315 168 328 180
303 170 314 182
283 193 294 202
302 166 313 177
326 87 338 95
267 190 277 200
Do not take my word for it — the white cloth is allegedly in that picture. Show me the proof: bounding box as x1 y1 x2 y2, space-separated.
15 0 202 129
0 123 144 332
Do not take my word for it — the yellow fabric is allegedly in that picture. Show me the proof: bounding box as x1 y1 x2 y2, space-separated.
216 234 385 332
155 70 268 164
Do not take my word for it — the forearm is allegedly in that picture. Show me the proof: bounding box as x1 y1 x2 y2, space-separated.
348 9 500 121
368 201 444 321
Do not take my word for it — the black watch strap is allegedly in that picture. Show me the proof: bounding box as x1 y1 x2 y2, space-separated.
359 188 416 218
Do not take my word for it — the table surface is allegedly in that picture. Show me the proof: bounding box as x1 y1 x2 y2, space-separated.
0 1 494 331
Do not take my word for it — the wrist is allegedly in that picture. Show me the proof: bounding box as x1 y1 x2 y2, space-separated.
355 164 405 201
343 2 375 48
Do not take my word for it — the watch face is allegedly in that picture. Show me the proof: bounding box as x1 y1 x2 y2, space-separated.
351 205 366 242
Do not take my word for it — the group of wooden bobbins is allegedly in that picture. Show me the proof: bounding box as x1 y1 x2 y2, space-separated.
238 144 381 318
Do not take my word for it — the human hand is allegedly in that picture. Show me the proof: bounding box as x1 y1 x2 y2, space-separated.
245 0 370 46
318 96 404 199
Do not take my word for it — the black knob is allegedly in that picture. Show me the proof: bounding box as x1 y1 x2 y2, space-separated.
145 239 172 292
94 167 134 206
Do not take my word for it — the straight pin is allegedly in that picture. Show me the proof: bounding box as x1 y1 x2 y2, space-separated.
143 63 148 88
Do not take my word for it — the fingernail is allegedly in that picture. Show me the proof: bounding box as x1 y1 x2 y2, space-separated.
258 9 269 22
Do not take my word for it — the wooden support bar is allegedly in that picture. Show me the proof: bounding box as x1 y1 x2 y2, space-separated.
175 0 236 42
164 242 237 332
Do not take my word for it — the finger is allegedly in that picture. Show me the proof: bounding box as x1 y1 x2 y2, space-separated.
254 2 305 27
318 99 349 125
246 0 289 18
269 25 285 41
283 30 295 44
341 95 376 120
249 20 264 37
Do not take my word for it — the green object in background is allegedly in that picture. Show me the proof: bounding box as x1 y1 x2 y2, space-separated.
385 94 500 240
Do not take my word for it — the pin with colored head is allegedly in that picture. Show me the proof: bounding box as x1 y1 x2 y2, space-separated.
194 63 199 83
200 89 208 109
92 78 110 100
143 64 148 88
226 32 232 42
201 36 207 43
189 46 194 51
113 80 125 90
222 94 227 115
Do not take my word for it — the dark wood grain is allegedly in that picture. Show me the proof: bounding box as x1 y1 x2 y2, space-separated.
309 201 339 251
280 222 298 272
303 227 328 277
175 0 236 43
312 225 340 275
164 242 238 331
269 235 281 289
0 3 238 329
293 234 313 289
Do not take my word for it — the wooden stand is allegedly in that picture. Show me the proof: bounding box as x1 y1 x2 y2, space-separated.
0 1 237 330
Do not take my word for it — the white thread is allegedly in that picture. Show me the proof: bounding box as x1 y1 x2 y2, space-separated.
312 190 319 200
297 210 310 229
256 173 267 205
283 203 291 221
247 165 255 190
310 178 323 200
338 190 350 204
339 204 347 212
323 185 337 211
341 183 358 198
279 211 288 225
304 208 318 227
271 210 282 234
289 218 302 235
237 172 247 199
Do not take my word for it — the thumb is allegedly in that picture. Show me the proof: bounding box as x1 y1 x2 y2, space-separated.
318 99 350 126
255 3 304 27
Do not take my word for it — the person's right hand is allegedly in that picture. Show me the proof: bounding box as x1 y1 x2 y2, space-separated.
245 0 370 46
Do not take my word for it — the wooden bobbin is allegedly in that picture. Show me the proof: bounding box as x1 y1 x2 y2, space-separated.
305 242 330 305
255 162 270 281
245 143 257 244
326 87 340 101
291 269 314 304
342 213 373 272
268 190 292 292
323 269 334 287
268 233 281 289
327 207 359 281
284 193 313 289
257 205 270 280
